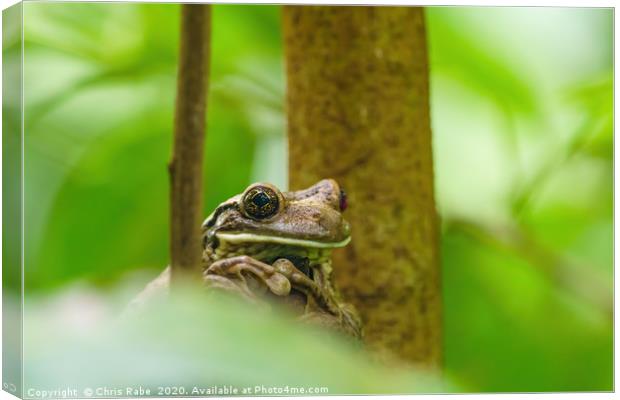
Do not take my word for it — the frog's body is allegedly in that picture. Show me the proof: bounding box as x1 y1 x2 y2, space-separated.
128 179 361 339
202 179 361 338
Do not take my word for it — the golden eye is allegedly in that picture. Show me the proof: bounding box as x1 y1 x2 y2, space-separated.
241 184 280 220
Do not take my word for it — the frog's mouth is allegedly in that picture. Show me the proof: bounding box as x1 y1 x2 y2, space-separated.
207 232 350 279
215 232 351 249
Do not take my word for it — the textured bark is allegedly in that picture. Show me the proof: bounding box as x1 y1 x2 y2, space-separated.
169 4 211 283
283 6 441 367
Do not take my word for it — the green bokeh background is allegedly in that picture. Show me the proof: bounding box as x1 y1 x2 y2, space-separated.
5 3 613 392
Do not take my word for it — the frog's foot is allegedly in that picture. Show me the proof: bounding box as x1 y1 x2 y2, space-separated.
204 256 291 306
272 258 363 339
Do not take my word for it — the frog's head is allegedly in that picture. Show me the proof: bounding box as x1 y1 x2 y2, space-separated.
202 179 350 270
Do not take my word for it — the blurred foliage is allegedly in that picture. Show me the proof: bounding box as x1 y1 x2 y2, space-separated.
22 287 445 395
426 7 613 391
9 3 612 393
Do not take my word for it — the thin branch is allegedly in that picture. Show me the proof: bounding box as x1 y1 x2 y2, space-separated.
169 4 211 283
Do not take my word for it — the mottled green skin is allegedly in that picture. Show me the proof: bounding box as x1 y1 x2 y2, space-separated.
202 179 362 338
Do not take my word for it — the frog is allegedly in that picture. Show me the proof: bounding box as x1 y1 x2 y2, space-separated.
201 179 362 339
126 179 361 339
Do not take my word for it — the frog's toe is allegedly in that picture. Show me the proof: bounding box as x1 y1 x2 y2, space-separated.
263 273 291 297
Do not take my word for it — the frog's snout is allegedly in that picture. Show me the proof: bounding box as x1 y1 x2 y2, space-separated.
305 178 348 213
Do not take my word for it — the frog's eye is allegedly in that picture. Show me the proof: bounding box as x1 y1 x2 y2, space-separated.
240 184 281 220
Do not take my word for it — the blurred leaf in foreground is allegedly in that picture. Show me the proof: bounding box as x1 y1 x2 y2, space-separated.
22 285 448 396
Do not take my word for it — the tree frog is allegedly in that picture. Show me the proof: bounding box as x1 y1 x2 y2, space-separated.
201 179 362 339
128 179 361 339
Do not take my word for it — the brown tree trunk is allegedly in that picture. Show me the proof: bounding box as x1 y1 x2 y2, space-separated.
283 6 441 368
169 4 211 283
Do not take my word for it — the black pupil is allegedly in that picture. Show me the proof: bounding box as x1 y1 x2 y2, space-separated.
252 192 271 207
243 187 279 219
